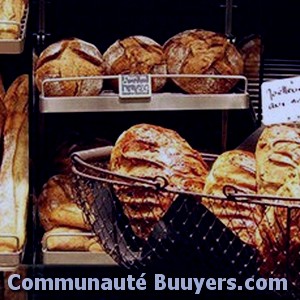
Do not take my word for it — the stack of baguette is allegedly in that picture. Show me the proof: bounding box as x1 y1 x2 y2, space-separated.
0 0 27 40
0 74 29 252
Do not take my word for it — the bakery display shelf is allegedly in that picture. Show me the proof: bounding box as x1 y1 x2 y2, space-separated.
39 74 249 113
42 232 117 266
0 235 23 270
0 5 29 54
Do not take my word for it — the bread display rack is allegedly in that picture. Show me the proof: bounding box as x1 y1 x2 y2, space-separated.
38 74 249 113
0 5 29 54
42 232 117 265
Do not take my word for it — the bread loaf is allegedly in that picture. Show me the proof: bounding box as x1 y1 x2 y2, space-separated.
39 175 89 231
3 74 28 113
42 227 102 252
110 124 208 240
255 124 300 284
35 38 106 96
202 150 264 248
0 74 28 252
0 112 28 251
103 36 167 92
0 0 26 39
163 29 244 94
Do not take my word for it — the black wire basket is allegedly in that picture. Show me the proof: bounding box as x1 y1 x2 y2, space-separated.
70 146 300 298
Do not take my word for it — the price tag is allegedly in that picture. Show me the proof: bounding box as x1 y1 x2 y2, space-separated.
261 76 300 125
119 74 152 99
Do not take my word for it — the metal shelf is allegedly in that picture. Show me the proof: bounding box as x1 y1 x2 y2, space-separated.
40 92 249 113
39 74 249 113
0 5 29 54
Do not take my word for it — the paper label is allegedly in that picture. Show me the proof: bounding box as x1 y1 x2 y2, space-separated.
261 76 300 125
119 74 152 99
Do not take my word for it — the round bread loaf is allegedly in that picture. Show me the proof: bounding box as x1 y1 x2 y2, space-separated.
35 38 106 96
163 29 244 94
103 36 167 92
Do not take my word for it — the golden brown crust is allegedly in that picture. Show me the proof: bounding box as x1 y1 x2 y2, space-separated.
42 227 102 252
0 0 26 39
202 150 263 247
103 36 167 92
255 124 300 284
163 29 244 94
35 38 107 96
110 123 208 240
38 175 89 231
3 74 28 114
0 112 28 252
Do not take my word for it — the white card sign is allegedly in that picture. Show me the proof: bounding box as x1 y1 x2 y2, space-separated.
119 74 152 99
261 76 300 125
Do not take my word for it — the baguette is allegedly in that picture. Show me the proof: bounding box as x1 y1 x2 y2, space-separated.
0 112 28 251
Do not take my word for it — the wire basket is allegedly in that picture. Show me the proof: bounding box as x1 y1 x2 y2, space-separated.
71 146 300 298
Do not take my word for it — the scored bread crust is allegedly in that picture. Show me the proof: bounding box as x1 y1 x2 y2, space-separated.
163 29 244 94
255 124 300 284
35 38 106 96
202 150 263 247
0 0 27 39
103 35 167 92
109 123 208 240
38 175 90 232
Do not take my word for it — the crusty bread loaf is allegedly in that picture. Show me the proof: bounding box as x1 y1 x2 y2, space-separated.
202 150 263 247
163 29 244 94
103 36 167 92
39 175 89 231
0 74 28 252
110 123 208 240
42 227 102 252
35 38 106 96
3 74 28 114
255 124 300 284
0 0 27 39
0 112 28 251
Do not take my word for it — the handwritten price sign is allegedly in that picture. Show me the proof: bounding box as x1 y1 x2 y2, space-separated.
261 76 300 125
119 74 152 99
